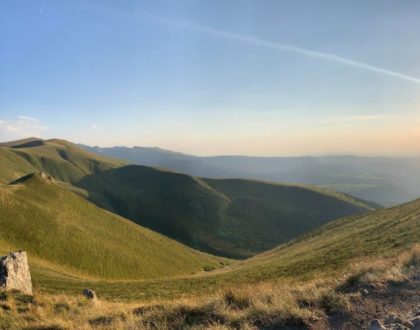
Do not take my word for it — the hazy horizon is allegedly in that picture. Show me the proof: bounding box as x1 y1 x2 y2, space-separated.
1 0 420 156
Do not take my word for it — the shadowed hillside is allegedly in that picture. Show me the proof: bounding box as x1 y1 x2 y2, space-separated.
78 165 374 258
82 144 420 206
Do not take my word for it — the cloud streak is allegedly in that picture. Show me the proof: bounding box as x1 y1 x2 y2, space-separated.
40 0 46 14
153 15 420 85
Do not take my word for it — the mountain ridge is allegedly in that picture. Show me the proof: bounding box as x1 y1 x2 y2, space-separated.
81 143 420 206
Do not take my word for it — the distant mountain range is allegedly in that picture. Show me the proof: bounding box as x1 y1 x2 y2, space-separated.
81 144 420 206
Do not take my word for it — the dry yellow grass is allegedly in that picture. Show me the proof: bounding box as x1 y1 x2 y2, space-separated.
1 244 418 330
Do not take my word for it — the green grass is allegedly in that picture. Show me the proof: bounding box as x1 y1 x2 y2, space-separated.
78 166 373 258
0 173 226 281
0 138 374 258
0 147 34 184
26 198 420 302
0 138 126 184
1 137 415 304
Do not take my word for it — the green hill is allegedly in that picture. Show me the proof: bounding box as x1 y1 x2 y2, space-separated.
0 173 224 280
0 147 35 184
78 165 374 258
0 138 374 258
228 197 420 282
26 194 420 302
0 138 125 184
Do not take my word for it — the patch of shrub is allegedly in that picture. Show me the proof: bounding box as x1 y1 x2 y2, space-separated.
0 292 8 302
54 302 70 314
202 265 216 272
89 316 114 327
223 290 251 310
319 292 350 315
15 294 35 305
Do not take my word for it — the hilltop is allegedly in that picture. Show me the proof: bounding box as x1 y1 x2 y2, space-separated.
0 138 125 184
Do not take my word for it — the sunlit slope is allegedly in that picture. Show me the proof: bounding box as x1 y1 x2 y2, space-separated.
0 173 224 280
30 198 420 301
0 138 126 184
78 165 373 258
0 147 34 184
232 198 420 281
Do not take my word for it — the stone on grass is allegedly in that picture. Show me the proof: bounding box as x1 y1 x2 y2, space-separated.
360 288 369 296
0 251 33 295
82 288 97 301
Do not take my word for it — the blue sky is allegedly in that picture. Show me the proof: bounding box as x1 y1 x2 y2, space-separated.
1 0 420 155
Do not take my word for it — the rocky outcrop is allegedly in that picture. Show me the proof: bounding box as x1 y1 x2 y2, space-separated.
0 251 33 295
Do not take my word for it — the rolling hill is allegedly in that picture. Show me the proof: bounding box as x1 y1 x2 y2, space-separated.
0 138 125 184
0 140 418 329
78 165 374 258
82 144 420 206
0 138 375 258
23 190 420 302
0 172 225 280
0 190 418 330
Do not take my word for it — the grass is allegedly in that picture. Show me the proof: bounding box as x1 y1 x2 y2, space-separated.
0 138 418 328
0 138 125 185
0 173 226 281
77 165 373 258
1 245 418 329
18 197 420 303
0 148 34 184
0 138 374 258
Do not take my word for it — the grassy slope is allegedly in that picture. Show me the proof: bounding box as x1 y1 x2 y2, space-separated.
0 173 225 281
229 197 420 280
0 138 374 258
78 166 373 258
0 138 126 184
28 198 420 301
0 147 34 184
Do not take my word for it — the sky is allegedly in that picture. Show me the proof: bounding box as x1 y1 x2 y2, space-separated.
1 0 420 156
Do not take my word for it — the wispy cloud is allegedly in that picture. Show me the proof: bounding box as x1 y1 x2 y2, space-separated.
148 13 420 85
89 124 99 130
0 116 50 141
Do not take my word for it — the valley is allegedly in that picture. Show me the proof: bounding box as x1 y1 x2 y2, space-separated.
0 138 418 329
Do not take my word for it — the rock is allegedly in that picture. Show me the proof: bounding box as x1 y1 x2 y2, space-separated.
369 319 386 330
411 316 420 330
0 251 33 295
82 288 97 301
360 288 369 296
40 172 54 182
